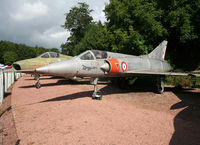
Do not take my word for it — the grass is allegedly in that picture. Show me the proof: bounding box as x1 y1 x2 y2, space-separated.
165 76 200 88
112 75 200 89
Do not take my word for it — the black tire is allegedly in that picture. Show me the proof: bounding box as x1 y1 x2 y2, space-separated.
36 82 41 89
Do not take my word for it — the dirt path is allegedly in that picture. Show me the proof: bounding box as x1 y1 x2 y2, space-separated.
10 75 200 145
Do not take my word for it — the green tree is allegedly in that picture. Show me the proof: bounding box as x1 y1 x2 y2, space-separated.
3 51 18 65
49 48 59 53
15 44 36 60
74 22 113 55
0 40 59 64
0 41 16 63
33 45 47 56
61 2 93 55
163 0 200 70
105 0 200 70
105 0 168 55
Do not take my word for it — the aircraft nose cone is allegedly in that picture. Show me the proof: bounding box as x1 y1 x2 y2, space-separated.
36 59 76 77
100 63 110 72
36 65 48 73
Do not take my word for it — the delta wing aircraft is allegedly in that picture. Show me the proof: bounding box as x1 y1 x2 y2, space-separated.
19 41 200 100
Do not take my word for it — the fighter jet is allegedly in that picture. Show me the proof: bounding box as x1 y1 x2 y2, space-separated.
12 52 72 70
19 41 200 100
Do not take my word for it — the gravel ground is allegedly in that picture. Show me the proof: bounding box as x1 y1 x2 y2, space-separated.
4 75 200 145
0 87 19 145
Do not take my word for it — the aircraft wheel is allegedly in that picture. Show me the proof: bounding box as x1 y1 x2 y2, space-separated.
97 95 102 100
92 91 102 100
36 82 41 89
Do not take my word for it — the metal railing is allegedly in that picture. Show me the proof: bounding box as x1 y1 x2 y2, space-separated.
0 68 22 104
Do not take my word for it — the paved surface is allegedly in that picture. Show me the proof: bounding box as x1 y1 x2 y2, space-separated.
10 75 200 145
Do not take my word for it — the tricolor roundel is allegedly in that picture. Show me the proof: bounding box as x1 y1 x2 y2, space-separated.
121 61 127 72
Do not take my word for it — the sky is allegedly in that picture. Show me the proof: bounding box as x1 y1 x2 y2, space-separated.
0 0 109 50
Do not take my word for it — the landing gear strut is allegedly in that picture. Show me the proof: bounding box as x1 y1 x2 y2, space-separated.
35 74 41 89
90 78 102 100
34 74 40 80
157 76 165 94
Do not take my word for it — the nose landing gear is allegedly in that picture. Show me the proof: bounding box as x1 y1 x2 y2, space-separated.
35 74 41 89
90 78 102 100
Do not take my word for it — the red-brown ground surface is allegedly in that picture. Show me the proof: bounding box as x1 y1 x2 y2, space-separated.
1 75 200 145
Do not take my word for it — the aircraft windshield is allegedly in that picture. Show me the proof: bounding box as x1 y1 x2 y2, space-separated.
40 52 60 58
91 50 107 59
80 51 94 60
40 52 49 58
78 50 108 60
49 52 59 58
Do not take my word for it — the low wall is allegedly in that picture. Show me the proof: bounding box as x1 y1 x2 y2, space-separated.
0 69 22 104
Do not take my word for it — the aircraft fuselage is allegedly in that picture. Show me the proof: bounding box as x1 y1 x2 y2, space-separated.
36 50 171 79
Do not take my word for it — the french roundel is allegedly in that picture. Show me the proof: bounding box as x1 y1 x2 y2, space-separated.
121 61 127 72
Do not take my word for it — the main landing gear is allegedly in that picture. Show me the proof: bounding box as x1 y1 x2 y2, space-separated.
157 76 165 94
35 74 41 89
90 78 102 100
34 74 40 80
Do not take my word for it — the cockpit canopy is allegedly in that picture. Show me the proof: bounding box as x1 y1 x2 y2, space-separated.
79 50 108 60
39 52 60 58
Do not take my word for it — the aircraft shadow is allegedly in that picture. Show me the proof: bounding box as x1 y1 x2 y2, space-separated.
35 84 173 105
20 79 109 88
24 76 65 81
40 90 93 103
169 88 200 145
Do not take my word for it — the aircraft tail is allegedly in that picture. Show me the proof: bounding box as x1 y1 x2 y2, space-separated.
148 40 168 60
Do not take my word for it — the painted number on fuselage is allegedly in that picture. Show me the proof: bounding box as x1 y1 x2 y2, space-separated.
82 65 97 71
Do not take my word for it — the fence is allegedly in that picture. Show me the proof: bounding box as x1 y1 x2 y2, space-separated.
0 69 22 104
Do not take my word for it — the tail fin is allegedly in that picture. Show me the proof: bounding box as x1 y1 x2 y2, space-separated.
148 40 168 60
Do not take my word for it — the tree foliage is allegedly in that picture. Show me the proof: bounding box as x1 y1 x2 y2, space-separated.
61 2 93 55
163 0 200 70
104 0 168 55
3 51 18 65
74 22 113 55
0 41 59 65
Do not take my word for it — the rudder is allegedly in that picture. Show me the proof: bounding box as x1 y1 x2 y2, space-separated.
148 40 168 60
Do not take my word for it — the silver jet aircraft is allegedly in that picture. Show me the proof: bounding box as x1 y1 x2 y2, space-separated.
20 41 200 100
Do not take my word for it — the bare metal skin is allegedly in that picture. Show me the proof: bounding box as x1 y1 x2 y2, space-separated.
19 41 200 99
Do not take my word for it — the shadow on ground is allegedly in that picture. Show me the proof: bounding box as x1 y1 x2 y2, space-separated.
35 84 173 104
40 90 93 103
24 76 65 81
170 88 200 145
20 79 110 88
20 77 172 93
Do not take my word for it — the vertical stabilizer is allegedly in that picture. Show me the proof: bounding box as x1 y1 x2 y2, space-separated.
148 40 168 60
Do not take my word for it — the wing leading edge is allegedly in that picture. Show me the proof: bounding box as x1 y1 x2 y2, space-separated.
125 70 200 77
